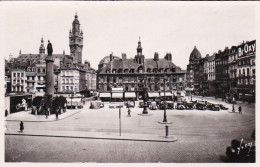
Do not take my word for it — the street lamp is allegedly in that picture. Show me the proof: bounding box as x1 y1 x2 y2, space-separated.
158 74 172 124
142 76 148 114
232 97 235 112
71 91 74 109
163 75 167 122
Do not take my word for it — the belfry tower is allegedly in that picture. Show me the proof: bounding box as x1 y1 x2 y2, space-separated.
135 37 145 64
39 37 45 59
69 13 83 64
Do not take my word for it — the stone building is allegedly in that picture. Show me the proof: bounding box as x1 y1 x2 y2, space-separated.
97 39 186 100
5 14 96 96
186 46 202 90
236 40 256 102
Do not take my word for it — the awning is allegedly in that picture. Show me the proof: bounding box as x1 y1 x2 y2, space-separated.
148 92 160 98
99 93 111 98
112 92 123 98
160 92 172 96
125 92 136 98
112 88 124 92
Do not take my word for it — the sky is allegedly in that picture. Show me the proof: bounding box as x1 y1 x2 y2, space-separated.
0 1 257 70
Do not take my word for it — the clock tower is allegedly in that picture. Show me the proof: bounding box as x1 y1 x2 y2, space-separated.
69 13 83 64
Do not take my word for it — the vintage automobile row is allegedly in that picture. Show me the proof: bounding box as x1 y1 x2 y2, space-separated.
89 99 229 111
140 100 229 111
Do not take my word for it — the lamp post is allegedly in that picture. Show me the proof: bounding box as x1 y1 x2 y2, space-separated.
163 75 167 122
71 91 74 109
232 97 235 112
142 76 148 114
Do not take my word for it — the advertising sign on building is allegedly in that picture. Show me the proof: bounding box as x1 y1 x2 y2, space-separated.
238 40 256 57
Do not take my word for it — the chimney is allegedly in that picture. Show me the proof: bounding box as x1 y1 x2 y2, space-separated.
164 52 172 61
110 52 114 61
154 52 159 61
122 53 127 60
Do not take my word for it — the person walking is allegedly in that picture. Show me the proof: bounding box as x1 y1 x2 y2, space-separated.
20 121 24 132
56 111 59 120
238 105 242 114
127 107 131 117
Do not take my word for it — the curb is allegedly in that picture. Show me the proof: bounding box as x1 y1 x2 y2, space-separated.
5 110 82 123
5 133 178 143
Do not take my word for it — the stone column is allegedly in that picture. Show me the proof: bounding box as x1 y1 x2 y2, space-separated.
45 56 54 96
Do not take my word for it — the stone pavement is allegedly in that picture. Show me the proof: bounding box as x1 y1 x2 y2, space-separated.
5 109 82 122
5 129 177 142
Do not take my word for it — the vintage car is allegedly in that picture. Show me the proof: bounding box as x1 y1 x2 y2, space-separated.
158 101 174 109
139 101 145 108
206 103 220 111
176 101 194 110
149 101 158 110
226 138 255 162
218 104 229 110
225 97 237 104
195 100 207 110
124 101 135 108
90 101 104 109
176 102 186 110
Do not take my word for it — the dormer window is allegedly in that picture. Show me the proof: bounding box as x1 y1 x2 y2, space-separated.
124 69 129 73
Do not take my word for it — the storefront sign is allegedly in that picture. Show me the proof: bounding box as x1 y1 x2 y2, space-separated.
238 40 256 57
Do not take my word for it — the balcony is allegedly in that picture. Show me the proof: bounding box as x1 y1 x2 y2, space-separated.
26 85 34 89
37 80 46 85
27 79 35 83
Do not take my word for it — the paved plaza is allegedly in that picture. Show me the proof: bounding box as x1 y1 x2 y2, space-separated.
5 96 255 162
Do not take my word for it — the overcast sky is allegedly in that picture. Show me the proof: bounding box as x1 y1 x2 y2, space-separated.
0 1 257 70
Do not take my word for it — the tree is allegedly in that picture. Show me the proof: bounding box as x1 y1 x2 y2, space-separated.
52 96 67 114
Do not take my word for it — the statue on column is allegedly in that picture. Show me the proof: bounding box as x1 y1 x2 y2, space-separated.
47 40 53 56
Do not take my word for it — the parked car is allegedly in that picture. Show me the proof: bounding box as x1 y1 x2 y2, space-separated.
225 97 237 104
176 102 186 110
90 101 104 109
226 138 255 162
158 101 174 109
124 101 135 108
185 101 195 109
149 101 157 110
218 104 229 110
195 100 207 110
206 103 220 111
139 101 145 108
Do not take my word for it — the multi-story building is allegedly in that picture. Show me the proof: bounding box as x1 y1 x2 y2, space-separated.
97 39 186 99
228 46 238 94
186 46 202 90
207 54 216 94
186 40 255 101
11 69 26 92
237 40 256 102
215 47 229 97
5 14 96 96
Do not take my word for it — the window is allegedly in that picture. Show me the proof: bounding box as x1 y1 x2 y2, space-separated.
247 68 250 76
243 69 245 75
17 73 20 77
21 73 24 77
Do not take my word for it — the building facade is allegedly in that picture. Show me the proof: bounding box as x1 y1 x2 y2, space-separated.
97 39 186 99
186 40 256 102
5 14 96 96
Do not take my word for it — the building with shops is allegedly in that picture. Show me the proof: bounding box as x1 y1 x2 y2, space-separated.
186 40 256 102
5 14 96 96
186 46 202 90
236 40 256 102
97 39 186 100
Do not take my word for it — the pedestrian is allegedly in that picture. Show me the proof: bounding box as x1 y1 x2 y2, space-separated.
56 111 59 120
20 121 24 132
127 107 131 117
238 105 242 114
5 109 8 117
